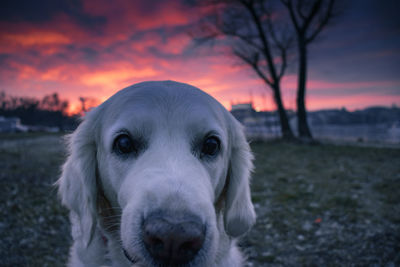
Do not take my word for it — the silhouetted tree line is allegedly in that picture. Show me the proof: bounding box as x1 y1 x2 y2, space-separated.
0 91 79 131
311 107 400 126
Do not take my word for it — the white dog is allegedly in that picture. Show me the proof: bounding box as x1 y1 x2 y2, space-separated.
57 81 256 267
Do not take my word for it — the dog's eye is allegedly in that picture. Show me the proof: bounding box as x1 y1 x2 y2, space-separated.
114 135 136 155
201 136 220 158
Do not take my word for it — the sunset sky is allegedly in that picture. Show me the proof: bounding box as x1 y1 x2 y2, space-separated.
1 0 399 113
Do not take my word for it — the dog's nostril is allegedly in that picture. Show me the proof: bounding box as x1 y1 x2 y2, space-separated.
152 237 163 247
180 237 203 253
146 236 164 252
142 213 205 265
182 240 195 250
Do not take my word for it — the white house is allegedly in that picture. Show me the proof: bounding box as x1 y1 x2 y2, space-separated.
0 116 28 133
231 102 281 140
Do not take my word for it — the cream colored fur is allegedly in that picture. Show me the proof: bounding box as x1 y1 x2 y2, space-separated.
57 81 255 267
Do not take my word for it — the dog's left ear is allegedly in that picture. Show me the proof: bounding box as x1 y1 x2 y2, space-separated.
224 115 256 237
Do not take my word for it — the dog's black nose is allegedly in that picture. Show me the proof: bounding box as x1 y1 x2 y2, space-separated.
142 212 205 265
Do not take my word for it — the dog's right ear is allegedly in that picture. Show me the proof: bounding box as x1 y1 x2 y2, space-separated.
223 116 256 237
56 108 100 247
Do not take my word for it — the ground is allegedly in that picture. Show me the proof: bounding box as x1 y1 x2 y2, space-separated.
0 133 399 266
243 141 400 266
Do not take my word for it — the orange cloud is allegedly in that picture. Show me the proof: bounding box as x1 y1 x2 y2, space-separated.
2 32 70 46
0 0 399 116
81 65 159 88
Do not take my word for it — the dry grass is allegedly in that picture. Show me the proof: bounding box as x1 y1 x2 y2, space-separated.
243 141 400 266
1 134 399 266
0 133 69 267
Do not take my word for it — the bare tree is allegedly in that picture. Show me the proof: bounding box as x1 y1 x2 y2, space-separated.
40 93 69 114
78 96 99 115
192 0 296 140
281 0 335 140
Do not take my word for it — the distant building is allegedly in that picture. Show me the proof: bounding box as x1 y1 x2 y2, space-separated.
0 116 62 133
0 116 28 133
231 103 255 122
231 103 400 143
231 102 281 140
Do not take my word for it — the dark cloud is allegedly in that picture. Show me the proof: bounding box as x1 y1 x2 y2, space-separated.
133 0 166 14
305 0 400 86
1 0 106 31
80 47 99 61
370 0 400 30
50 45 101 66
0 54 11 64
0 0 398 110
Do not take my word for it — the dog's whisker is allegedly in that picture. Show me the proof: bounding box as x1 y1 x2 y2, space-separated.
101 215 122 220
102 225 119 232
100 206 123 211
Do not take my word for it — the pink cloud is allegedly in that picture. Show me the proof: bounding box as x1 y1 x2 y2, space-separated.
307 94 400 111
0 0 399 115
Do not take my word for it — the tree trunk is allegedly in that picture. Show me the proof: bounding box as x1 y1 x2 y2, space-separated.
273 85 295 140
297 41 313 140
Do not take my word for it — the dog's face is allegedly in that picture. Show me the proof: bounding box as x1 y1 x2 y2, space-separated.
99 83 231 265
58 81 255 266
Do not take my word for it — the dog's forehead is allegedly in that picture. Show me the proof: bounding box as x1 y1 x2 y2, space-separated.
110 81 219 111
101 81 227 136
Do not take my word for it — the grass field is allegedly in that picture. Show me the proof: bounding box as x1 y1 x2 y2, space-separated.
1 133 399 266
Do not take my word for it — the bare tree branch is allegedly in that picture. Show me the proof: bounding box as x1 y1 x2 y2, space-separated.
282 0 338 139
240 0 279 82
302 0 323 31
234 48 273 87
281 0 301 32
190 0 296 139
306 0 335 43
296 0 307 20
